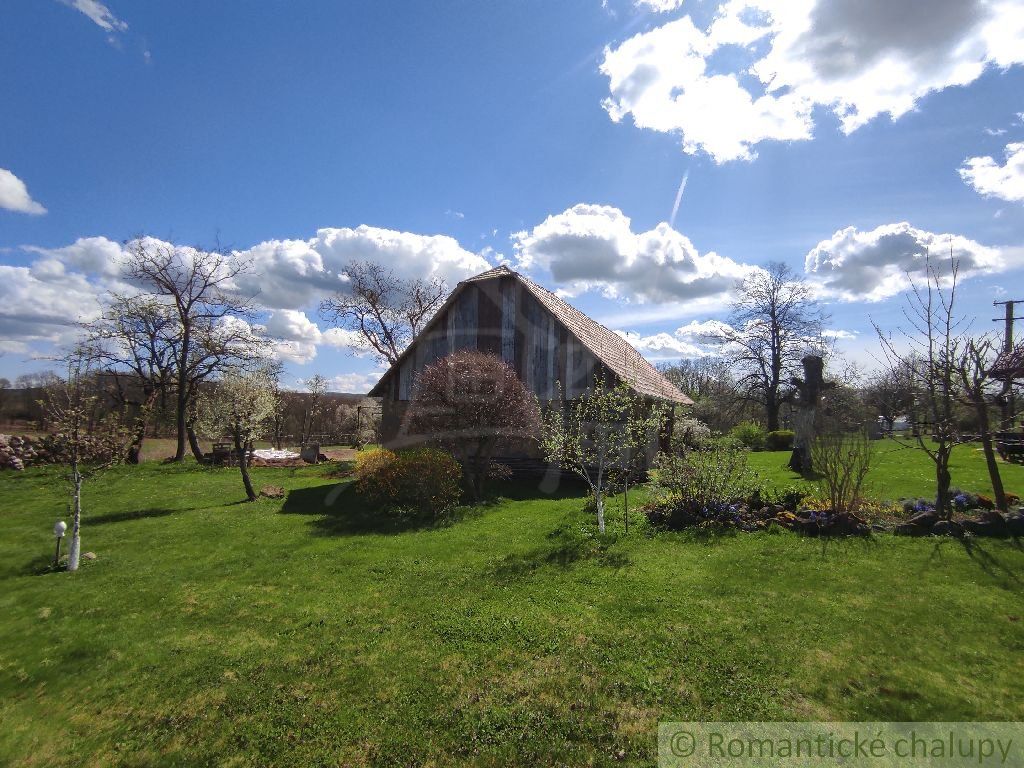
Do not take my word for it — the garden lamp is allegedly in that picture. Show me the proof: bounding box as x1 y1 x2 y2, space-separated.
53 520 67 566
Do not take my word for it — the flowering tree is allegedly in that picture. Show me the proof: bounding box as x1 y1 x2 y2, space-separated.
542 375 666 533
404 350 540 501
44 353 133 572
196 366 280 501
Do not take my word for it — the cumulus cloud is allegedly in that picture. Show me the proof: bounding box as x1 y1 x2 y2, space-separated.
0 168 47 215
635 0 686 12
804 222 1015 301
601 0 1024 162
0 261 104 349
512 203 754 303
232 225 490 310
2 226 488 363
263 309 368 364
314 372 382 394
59 0 128 33
614 320 733 360
959 142 1024 202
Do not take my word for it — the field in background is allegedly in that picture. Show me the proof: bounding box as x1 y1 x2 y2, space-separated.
2 459 1023 766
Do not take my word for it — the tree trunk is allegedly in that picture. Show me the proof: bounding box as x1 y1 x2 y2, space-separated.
972 394 1007 511
173 384 188 461
67 468 82 572
187 421 205 462
936 460 952 519
595 490 606 534
766 391 780 432
126 387 157 464
235 434 257 501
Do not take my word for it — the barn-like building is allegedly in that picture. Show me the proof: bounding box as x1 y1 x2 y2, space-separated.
368 265 691 460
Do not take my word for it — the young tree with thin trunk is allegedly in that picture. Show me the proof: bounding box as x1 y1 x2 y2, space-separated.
43 352 132 572
957 335 1008 510
875 251 964 517
319 260 447 366
195 365 280 502
542 375 666 533
711 262 826 431
125 239 259 462
404 350 540 501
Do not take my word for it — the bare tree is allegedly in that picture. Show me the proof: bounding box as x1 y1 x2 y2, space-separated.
319 261 447 365
124 239 261 461
875 251 964 517
956 335 1008 510
711 262 826 431
82 294 178 463
299 374 328 447
864 362 917 433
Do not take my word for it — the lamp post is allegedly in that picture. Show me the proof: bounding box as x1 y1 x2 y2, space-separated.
53 520 67 567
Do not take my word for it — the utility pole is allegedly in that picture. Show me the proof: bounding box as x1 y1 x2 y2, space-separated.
993 299 1024 428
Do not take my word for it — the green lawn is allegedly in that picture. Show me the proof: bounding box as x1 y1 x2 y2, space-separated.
748 440 1024 502
2 459 1024 766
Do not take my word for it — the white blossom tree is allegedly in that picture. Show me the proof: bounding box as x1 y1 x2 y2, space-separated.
196 365 280 501
44 352 132 572
541 374 665 533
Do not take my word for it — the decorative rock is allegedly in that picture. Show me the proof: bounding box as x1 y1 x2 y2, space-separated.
81 552 97 560
932 520 964 537
907 510 939 529
1006 513 1024 537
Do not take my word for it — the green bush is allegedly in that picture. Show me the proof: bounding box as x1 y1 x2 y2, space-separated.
354 447 462 518
671 416 713 452
728 421 767 451
765 429 795 451
650 441 764 510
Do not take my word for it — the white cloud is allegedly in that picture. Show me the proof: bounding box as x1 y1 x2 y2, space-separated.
615 330 707 359
0 168 47 215
822 328 857 340
0 262 103 348
512 203 755 303
233 225 490 310
262 309 369 364
2 225 490 364
804 222 1015 301
59 0 128 32
635 0 686 12
601 0 1024 162
614 319 734 360
959 142 1024 202
317 372 382 394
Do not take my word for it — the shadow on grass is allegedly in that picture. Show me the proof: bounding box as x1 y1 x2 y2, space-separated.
89 507 185 526
929 535 1024 591
481 476 590 504
281 482 467 536
492 518 631 578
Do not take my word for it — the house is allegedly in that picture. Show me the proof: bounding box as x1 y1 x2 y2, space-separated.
368 265 692 464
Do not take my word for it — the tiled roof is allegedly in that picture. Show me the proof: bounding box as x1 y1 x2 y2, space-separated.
369 266 692 405
989 343 1024 380
513 272 692 405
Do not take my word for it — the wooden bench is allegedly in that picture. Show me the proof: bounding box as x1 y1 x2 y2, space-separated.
996 432 1024 463
209 442 235 466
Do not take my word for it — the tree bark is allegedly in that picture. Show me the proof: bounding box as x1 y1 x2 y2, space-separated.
187 421 205 462
234 433 257 501
595 490 605 534
67 468 82 572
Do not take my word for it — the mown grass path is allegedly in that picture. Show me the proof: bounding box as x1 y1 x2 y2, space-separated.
2 460 1023 766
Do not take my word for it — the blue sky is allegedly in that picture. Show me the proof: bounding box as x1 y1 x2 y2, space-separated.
2 0 1023 391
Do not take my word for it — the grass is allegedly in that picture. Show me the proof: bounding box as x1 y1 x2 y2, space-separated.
2 456 1024 766
748 440 1024 502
